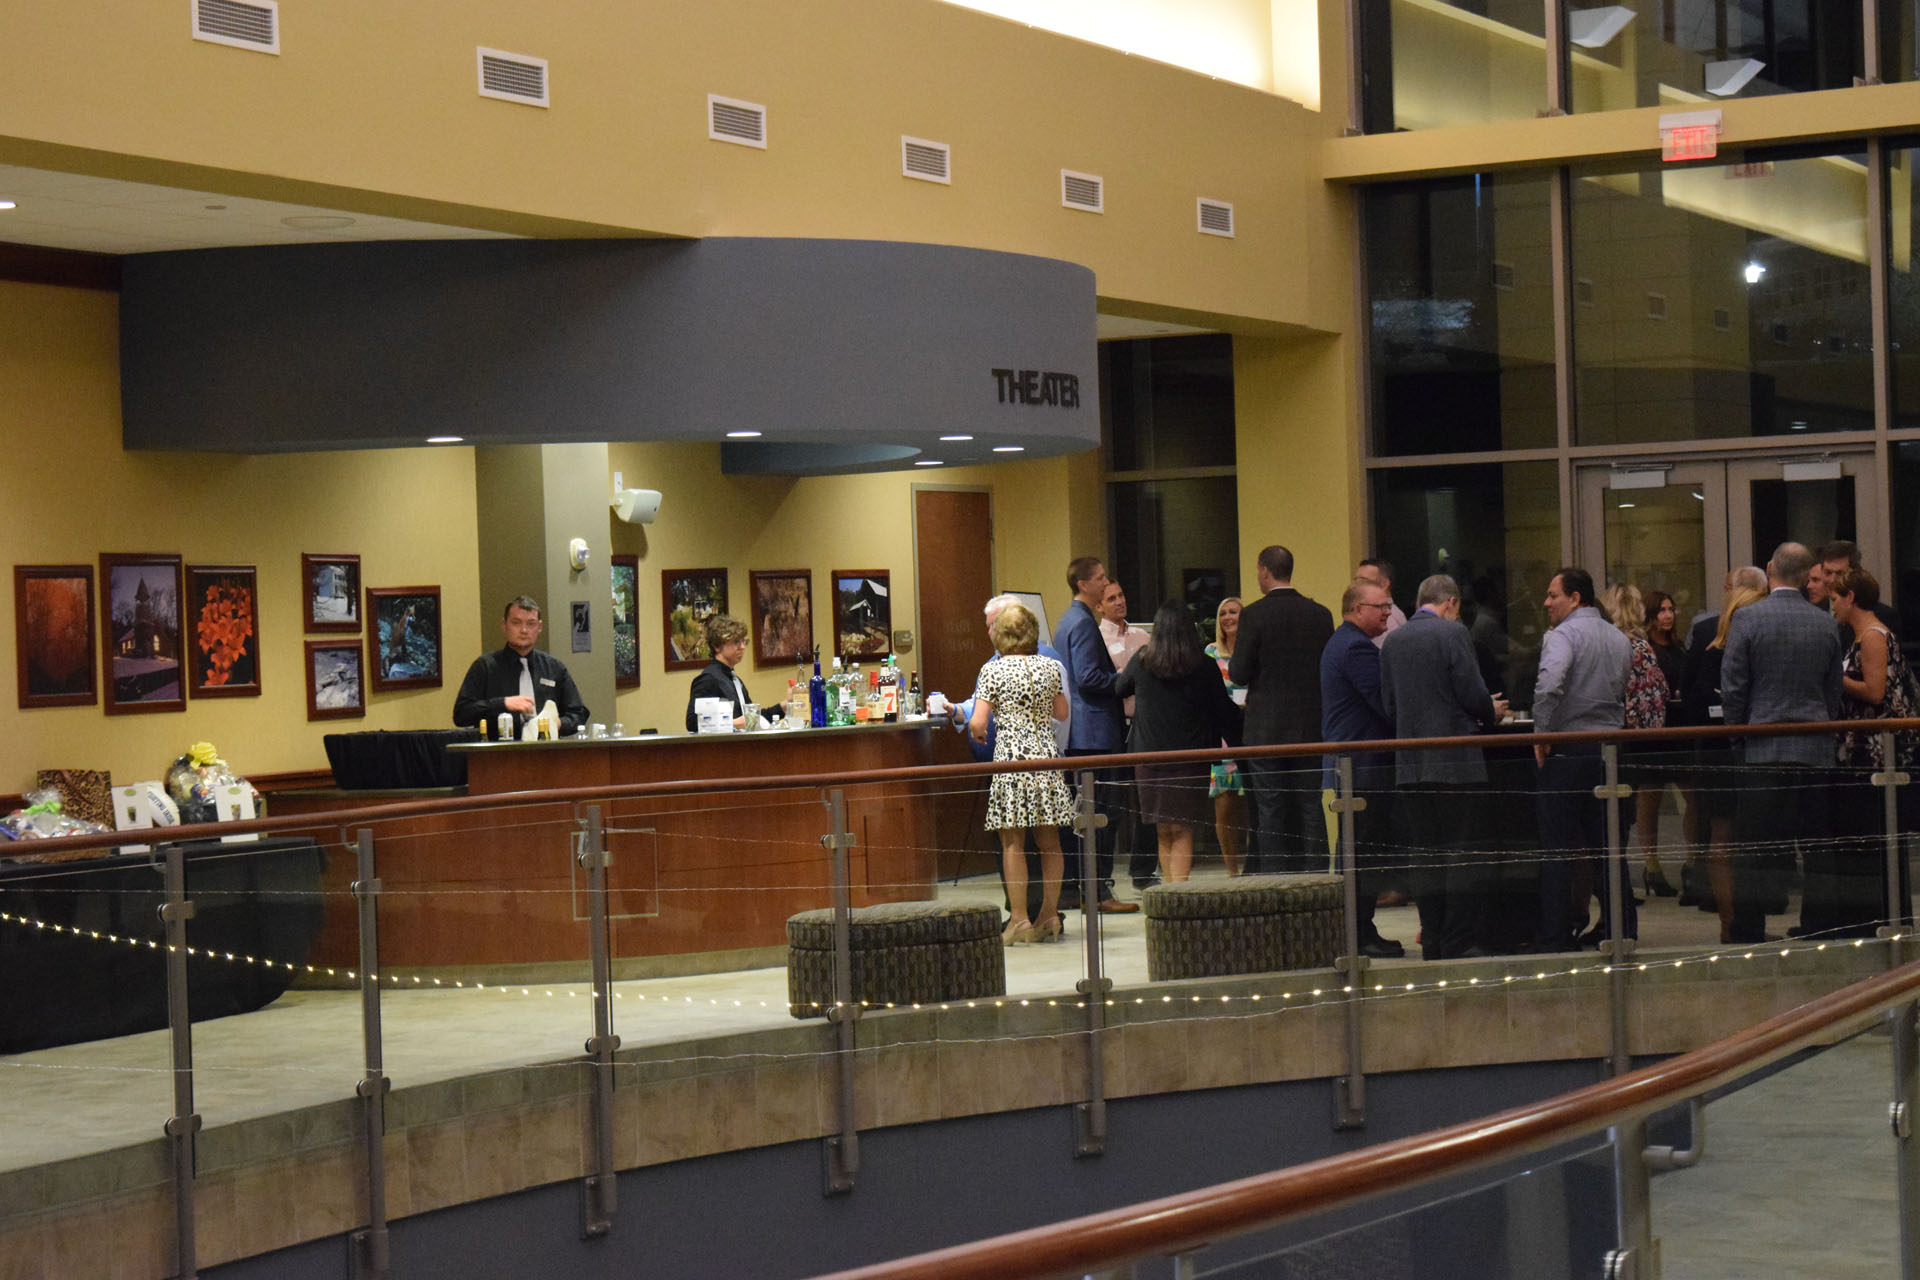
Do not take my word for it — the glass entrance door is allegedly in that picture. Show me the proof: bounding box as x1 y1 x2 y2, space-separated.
1575 452 1883 618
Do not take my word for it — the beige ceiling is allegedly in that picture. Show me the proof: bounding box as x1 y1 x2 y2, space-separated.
0 163 519 255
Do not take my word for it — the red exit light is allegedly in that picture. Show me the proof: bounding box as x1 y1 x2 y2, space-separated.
1662 124 1718 162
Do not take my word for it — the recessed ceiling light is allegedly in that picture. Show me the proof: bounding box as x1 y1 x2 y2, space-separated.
992 445 1024 453
205 204 227 211
939 434 973 442
915 460 944 467
426 436 464 444
0 200 15 211
726 430 762 438
281 214 356 230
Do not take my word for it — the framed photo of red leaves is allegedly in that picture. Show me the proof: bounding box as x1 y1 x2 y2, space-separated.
14 565 97 709
186 564 261 698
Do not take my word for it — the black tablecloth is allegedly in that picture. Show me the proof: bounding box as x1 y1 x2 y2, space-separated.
0 836 324 1053
324 729 479 789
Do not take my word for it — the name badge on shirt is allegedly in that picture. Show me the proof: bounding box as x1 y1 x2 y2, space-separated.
539 677 556 687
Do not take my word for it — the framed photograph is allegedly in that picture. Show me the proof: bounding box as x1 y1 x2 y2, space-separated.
100 553 185 715
305 639 365 720
302 553 360 633
570 600 592 654
832 569 892 661
662 568 728 671
750 570 813 667
14 565 97 709
186 564 260 698
611 554 639 689
365 585 443 692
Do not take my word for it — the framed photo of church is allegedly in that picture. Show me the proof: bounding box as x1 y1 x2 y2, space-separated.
364 585 442 693
14 564 97 710
831 569 891 661
186 564 260 699
99 553 185 715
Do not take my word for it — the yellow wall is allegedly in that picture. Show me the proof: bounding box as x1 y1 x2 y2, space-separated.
601 444 1095 732
3 0 1331 334
0 277 1109 791
1 279 482 790
1232 331 1363 608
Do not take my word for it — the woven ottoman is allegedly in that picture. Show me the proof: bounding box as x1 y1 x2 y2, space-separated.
786 900 1006 1019
1142 875 1344 981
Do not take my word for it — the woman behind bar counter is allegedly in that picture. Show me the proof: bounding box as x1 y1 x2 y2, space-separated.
969 602 1073 946
685 615 754 731
1116 601 1244 884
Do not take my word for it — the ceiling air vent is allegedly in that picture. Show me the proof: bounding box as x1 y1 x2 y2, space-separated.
192 0 278 54
478 48 549 107
902 137 951 184
1197 198 1234 238
1061 170 1104 214
710 95 768 148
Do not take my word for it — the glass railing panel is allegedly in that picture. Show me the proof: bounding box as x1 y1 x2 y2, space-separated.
1188 1136 1617 1277
1652 1027 1898 1275
0 840 179 1167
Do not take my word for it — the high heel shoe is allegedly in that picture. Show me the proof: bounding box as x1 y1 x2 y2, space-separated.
1032 913 1063 943
1643 865 1677 897
1002 919 1035 946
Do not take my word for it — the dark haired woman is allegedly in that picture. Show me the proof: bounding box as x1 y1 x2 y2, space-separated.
1634 589 1686 896
1830 567 1916 937
1115 601 1243 882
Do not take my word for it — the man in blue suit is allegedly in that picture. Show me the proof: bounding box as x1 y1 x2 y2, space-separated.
1052 556 1136 913
1721 541 1845 943
1321 576 1405 957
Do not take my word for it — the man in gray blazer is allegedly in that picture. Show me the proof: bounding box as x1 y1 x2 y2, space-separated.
1380 574 1509 958
1721 541 1844 943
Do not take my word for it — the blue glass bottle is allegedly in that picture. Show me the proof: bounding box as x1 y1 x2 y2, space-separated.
808 647 827 728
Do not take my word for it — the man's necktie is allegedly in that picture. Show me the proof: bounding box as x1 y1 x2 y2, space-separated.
519 656 535 703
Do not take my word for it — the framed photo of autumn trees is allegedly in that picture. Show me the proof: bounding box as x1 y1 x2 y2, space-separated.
14 565 97 709
186 564 261 698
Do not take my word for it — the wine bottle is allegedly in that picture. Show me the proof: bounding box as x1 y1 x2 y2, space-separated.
809 648 827 728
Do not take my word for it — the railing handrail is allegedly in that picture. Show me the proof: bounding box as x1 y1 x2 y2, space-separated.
810 958 1920 1280
11 715 1919 860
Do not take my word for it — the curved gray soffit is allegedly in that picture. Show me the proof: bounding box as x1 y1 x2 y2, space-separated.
118 238 1100 474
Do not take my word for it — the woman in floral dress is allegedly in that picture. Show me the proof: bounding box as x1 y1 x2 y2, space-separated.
1832 567 1916 937
968 603 1074 945
1204 597 1247 875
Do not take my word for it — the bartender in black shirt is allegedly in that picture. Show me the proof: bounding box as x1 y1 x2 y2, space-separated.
685 615 754 730
453 596 590 737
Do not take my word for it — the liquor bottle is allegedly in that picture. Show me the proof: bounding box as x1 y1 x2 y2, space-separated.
882 655 899 722
864 669 883 723
833 658 854 725
808 648 828 728
908 669 921 717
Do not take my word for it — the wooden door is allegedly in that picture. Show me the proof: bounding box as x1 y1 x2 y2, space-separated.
913 487 997 878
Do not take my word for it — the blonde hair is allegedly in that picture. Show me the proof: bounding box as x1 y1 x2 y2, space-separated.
990 602 1038 655
1601 583 1645 641
1710 585 1768 651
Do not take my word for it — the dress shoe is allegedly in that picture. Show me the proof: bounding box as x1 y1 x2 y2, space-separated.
1358 937 1405 959
1097 898 1139 914
1132 875 1160 892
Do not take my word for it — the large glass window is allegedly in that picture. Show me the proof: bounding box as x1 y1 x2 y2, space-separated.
1571 149 1872 445
1891 443 1920 638
1365 175 1557 456
1103 335 1239 622
1359 0 1546 131
1888 146 1920 427
1570 0 1861 112
1103 334 1236 471
1370 461 1561 705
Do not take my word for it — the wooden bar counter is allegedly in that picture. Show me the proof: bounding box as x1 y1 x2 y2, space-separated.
280 720 940 979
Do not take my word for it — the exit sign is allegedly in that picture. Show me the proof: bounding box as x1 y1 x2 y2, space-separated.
1658 109 1723 162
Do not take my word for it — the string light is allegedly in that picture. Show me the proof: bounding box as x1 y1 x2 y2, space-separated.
0 910 1899 1027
